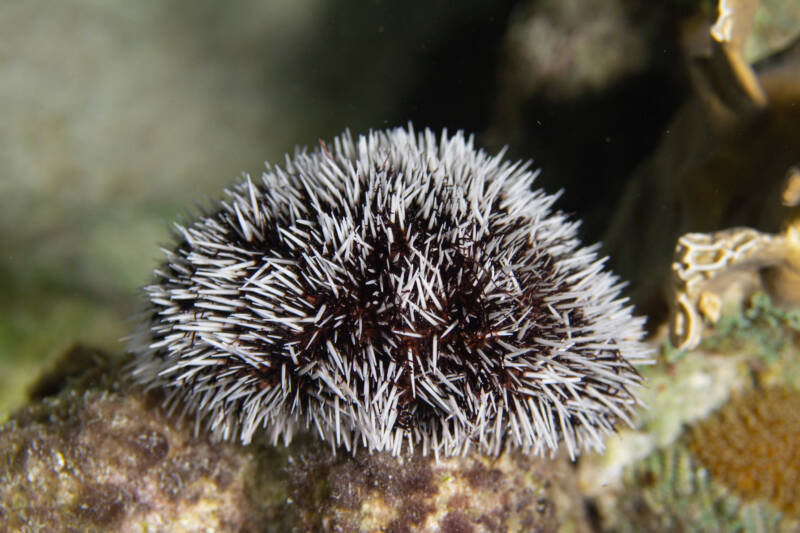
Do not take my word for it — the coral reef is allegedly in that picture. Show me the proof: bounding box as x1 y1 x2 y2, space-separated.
4 0 800 529
582 290 800 532
604 388 800 532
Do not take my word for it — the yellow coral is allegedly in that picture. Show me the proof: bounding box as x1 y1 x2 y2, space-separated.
689 387 800 516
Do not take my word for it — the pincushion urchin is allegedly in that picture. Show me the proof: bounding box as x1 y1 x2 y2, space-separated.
129 126 648 459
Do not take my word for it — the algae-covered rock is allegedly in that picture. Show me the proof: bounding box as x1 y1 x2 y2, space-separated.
607 384 800 533
275 442 581 532
0 385 265 532
615 441 797 533
0 348 587 532
581 293 800 532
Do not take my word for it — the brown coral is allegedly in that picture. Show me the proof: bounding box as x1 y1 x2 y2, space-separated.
688 387 800 516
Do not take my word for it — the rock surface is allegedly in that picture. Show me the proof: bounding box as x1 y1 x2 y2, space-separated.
0 348 587 533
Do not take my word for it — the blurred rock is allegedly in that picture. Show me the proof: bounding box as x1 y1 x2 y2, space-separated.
745 0 800 62
603 0 800 322
496 0 650 102
486 0 686 247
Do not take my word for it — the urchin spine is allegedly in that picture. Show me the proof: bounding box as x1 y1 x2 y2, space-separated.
130 126 649 458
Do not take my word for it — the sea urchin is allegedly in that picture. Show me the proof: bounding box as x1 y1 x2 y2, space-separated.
129 126 648 458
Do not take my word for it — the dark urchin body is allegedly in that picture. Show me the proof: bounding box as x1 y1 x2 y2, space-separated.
130 126 648 458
